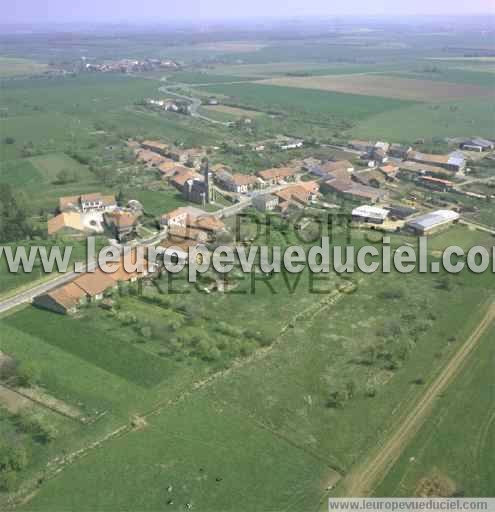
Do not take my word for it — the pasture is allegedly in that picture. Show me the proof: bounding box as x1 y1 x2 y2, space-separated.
201 82 416 120
375 323 495 497
4 308 174 388
0 57 48 78
350 96 495 141
8 262 495 510
202 104 265 119
259 74 494 101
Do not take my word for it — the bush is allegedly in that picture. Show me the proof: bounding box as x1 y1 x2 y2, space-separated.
379 288 404 300
14 362 40 388
14 414 57 444
0 443 29 491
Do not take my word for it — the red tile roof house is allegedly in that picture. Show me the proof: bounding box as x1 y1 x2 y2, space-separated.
33 270 117 315
59 193 117 214
273 185 312 208
104 210 141 241
321 178 385 203
257 167 297 186
160 207 225 241
216 171 259 194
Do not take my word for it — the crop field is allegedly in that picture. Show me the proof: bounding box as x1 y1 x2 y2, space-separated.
28 153 93 183
350 96 495 141
21 393 329 512
194 41 268 53
0 57 48 77
0 240 94 296
383 68 495 87
164 71 257 84
202 104 266 119
208 62 398 78
259 74 494 101
376 323 495 497
10 267 493 511
4 308 174 388
201 82 416 120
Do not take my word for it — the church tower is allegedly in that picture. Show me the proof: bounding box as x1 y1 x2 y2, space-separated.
200 157 214 206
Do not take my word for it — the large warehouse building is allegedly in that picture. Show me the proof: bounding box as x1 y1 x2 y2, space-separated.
352 205 389 225
405 210 460 235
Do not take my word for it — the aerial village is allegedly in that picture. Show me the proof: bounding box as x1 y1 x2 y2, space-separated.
37 134 495 315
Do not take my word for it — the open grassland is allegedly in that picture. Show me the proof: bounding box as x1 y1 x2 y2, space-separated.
6 264 493 510
384 68 495 87
193 41 268 53
259 74 494 101
4 308 174 388
202 104 265 119
375 323 495 497
0 75 228 159
351 97 495 141
0 57 48 78
28 154 93 183
201 82 416 120
0 240 96 296
208 62 400 78
21 394 329 512
164 71 257 84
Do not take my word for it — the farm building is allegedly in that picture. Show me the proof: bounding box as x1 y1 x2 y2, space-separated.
353 169 387 188
59 193 116 214
379 164 399 179
322 177 386 204
141 140 170 156
408 151 466 173
257 167 297 185
349 140 374 153
352 205 389 224
104 210 141 241
385 205 417 220
135 149 165 167
252 193 279 212
417 176 455 192
160 206 225 240
215 171 259 194
274 185 313 207
460 138 494 152
389 143 412 159
405 210 460 235
48 212 86 237
33 270 117 315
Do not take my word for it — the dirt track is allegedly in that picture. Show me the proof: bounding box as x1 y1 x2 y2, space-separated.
342 302 495 497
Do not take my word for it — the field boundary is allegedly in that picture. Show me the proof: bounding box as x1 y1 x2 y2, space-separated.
340 298 495 497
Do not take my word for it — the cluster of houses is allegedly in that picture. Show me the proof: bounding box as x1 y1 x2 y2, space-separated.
79 58 180 74
34 249 151 315
47 192 143 242
40 133 493 314
144 98 190 115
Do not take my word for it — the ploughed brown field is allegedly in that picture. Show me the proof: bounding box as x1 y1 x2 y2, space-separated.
258 74 495 101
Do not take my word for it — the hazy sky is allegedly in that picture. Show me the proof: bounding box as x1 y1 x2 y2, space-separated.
4 0 495 24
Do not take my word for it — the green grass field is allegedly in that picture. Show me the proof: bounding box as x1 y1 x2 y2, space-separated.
351 96 495 142
201 82 417 120
0 57 48 78
4 263 492 510
375 324 495 497
4 307 175 388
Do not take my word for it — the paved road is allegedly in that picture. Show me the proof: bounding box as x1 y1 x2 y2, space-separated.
0 260 96 315
157 85 231 126
0 183 291 315
341 301 495 497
